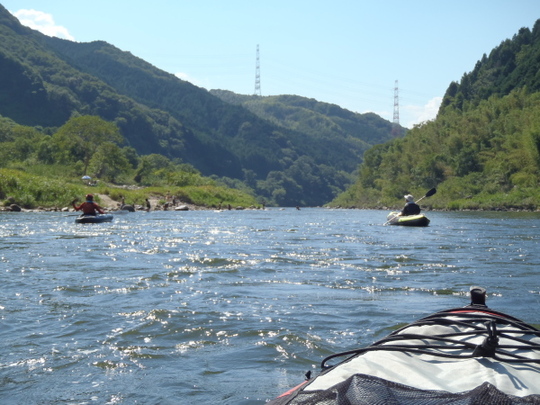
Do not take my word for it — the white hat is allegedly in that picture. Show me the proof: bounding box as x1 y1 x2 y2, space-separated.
470 286 486 295
404 194 414 202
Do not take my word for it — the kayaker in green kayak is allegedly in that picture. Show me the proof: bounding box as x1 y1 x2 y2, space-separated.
401 194 421 216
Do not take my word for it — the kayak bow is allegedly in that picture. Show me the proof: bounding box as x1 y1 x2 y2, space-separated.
268 307 540 404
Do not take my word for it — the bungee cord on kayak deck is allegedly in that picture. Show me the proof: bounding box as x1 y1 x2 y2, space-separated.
321 310 540 369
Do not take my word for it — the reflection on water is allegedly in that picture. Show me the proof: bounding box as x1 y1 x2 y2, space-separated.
0 209 539 404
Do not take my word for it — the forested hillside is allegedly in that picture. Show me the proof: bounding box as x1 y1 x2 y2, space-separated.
210 91 403 172
0 5 399 206
332 19 540 211
441 21 540 111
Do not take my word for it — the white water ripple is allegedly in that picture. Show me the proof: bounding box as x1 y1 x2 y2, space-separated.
0 209 539 404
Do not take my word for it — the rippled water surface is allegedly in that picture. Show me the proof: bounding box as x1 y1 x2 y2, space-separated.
1 209 539 404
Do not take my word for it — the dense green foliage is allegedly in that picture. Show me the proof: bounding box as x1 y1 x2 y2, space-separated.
0 115 258 209
332 20 540 211
0 5 399 206
441 20 540 112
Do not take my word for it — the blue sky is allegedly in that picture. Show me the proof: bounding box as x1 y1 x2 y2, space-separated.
2 1 539 128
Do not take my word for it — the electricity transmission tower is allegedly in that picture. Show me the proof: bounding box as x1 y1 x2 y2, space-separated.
254 44 261 96
392 80 400 136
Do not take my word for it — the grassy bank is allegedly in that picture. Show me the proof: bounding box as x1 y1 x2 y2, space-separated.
0 168 259 210
328 181 540 212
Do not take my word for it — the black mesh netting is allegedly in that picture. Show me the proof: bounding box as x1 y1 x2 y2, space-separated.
268 374 540 405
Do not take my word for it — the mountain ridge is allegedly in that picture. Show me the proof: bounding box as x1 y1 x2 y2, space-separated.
0 4 402 206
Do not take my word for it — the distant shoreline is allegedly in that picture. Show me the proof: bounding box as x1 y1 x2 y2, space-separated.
4 205 540 213
328 206 540 212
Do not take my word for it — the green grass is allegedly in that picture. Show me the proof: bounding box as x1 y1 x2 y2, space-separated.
0 169 85 208
0 168 258 209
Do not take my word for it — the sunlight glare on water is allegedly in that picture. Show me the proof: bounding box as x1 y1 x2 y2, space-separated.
0 209 539 404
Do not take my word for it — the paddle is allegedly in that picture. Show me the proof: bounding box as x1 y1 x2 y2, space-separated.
384 188 437 226
413 187 437 204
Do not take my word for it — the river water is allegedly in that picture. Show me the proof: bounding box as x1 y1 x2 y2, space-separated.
1 208 539 404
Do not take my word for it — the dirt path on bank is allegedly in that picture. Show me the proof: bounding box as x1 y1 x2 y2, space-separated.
96 194 119 209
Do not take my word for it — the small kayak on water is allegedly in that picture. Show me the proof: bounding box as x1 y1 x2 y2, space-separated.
75 214 114 224
268 296 540 404
387 211 430 227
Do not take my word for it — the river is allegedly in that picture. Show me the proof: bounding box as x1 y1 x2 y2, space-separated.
1 209 539 404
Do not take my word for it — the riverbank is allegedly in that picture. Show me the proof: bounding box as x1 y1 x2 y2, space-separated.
0 195 254 213
0 168 260 212
330 205 540 212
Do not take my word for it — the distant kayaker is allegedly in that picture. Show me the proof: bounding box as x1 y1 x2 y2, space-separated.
468 286 488 308
401 194 421 216
72 194 105 216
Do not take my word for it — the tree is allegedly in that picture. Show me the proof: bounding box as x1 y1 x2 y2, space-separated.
52 116 123 175
88 142 131 182
134 154 173 184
